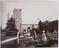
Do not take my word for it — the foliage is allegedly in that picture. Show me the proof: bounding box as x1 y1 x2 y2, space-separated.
38 20 58 32
5 17 18 36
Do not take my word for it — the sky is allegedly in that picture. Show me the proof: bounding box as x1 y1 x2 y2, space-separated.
1 0 58 28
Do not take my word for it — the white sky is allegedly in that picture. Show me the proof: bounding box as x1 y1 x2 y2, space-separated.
1 0 58 28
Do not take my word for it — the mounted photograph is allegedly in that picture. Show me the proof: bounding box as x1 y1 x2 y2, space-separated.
1 0 58 48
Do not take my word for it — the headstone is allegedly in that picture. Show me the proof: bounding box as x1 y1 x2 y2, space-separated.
42 30 47 41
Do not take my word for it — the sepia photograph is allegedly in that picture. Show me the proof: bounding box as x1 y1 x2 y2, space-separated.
0 0 58 48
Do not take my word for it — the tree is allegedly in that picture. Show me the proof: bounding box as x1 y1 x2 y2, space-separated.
38 20 49 33
38 21 47 31
38 20 58 33
48 20 58 32
5 17 18 36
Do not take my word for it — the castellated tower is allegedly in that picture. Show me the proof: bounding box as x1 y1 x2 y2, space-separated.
13 8 22 44
13 8 22 32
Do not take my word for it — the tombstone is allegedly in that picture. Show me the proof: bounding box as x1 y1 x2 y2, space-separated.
34 30 37 40
42 30 47 41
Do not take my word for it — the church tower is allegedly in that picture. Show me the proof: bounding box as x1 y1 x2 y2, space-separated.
13 8 22 44
13 8 22 32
